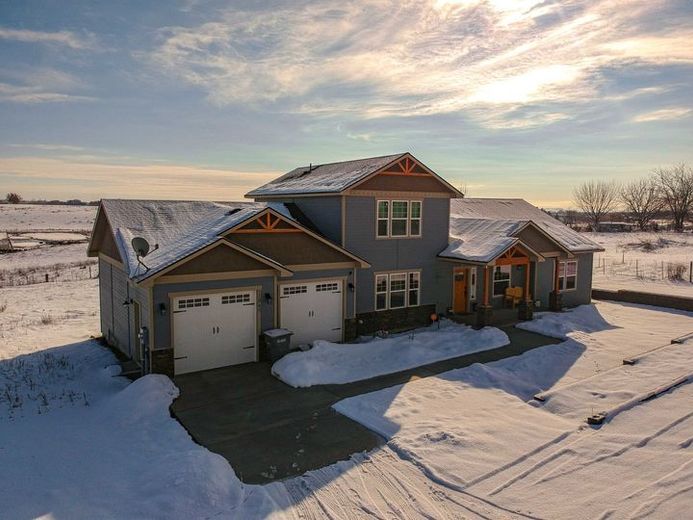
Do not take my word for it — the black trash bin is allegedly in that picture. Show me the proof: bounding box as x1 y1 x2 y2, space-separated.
263 328 294 362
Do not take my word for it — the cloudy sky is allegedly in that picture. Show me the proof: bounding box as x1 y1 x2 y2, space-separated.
1 0 691 207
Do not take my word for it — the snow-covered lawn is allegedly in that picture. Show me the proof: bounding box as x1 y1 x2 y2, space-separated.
272 321 508 387
588 231 693 297
334 301 693 518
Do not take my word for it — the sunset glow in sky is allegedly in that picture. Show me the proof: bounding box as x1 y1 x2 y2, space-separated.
1 0 692 207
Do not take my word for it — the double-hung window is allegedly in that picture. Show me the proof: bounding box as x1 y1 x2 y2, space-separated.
558 260 578 291
376 200 422 238
493 265 511 297
375 271 421 311
377 201 390 237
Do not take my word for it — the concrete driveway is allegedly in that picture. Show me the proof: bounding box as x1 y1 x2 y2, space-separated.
171 326 559 484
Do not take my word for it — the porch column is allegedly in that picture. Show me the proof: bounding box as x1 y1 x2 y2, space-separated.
476 265 493 329
518 260 534 321
549 257 563 311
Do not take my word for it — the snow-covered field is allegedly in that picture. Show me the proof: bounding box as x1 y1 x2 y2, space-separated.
1 205 97 287
272 322 508 387
0 203 96 232
588 231 693 297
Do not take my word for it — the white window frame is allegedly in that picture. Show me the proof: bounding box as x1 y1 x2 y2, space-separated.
390 200 409 238
558 260 578 292
376 200 390 238
492 265 511 297
374 271 422 311
374 199 423 239
375 274 389 310
409 201 422 237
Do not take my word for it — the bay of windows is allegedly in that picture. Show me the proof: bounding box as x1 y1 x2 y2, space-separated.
375 271 421 310
376 200 422 238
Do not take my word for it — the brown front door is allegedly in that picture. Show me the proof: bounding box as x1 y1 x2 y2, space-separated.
453 269 468 313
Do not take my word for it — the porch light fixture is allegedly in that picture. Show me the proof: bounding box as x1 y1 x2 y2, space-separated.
264 292 273 304
348 282 355 292
159 302 167 316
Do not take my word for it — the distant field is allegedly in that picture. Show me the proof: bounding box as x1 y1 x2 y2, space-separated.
0 203 96 232
0 204 97 287
588 231 693 297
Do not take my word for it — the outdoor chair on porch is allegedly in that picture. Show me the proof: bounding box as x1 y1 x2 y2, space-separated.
504 286 523 308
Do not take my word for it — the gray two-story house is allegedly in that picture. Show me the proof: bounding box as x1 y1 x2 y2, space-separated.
88 152 602 377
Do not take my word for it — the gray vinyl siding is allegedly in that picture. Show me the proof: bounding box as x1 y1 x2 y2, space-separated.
98 258 132 356
344 196 452 314
560 253 593 307
152 276 275 350
284 196 343 244
534 253 593 309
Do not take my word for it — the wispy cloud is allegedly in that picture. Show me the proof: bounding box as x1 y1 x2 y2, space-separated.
0 68 94 104
0 27 95 50
145 0 693 128
0 156 280 200
632 107 692 123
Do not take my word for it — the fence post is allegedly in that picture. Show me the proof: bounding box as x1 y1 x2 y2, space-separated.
635 259 638 278
690 261 692 283
622 251 625 264
45 273 49 283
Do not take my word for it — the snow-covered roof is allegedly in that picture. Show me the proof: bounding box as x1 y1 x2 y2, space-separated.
440 218 526 263
246 153 406 197
452 199 602 251
100 199 294 282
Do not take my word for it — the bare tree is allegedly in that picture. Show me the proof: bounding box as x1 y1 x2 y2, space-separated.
6 193 22 204
620 177 663 230
572 180 620 231
655 162 693 232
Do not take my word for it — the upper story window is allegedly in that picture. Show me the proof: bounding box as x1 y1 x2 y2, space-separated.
376 200 422 238
558 260 578 291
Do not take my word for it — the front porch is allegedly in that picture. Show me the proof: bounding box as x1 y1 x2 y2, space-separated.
449 245 565 329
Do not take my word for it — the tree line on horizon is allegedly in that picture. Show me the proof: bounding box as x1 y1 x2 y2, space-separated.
571 162 693 233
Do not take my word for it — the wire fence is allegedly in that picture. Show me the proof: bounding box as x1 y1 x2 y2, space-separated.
593 255 693 284
0 261 99 288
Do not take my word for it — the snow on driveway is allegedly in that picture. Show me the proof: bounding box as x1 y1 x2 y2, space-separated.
272 321 509 387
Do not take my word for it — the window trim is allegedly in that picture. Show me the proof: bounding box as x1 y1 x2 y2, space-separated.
390 200 409 238
492 265 512 298
373 270 422 311
558 260 578 292
374 199 423 239
376 200 390 238
409 200 422 237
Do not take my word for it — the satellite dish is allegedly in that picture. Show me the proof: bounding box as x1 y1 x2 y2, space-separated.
131 237 150 258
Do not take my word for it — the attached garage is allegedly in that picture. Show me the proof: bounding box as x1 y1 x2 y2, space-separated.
172 289 258 375
279 279 344 347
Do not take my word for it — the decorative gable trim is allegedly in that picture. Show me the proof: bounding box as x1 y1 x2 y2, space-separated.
345 153 462 197
226 208 371 268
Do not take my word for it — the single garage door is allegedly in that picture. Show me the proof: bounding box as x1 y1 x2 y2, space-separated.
173 290 257 375
279 280 343 347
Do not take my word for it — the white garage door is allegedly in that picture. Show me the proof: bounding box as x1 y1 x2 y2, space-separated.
279 280 343 347
173 290 257 375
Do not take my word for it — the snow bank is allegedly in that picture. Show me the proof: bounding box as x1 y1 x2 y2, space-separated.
272 321 509 387
516 303 614 340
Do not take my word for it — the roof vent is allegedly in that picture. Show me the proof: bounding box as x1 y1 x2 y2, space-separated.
227 208 242 216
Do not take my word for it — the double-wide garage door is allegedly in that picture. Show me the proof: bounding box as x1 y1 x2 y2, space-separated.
279 280 343 347
173 290 257 375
